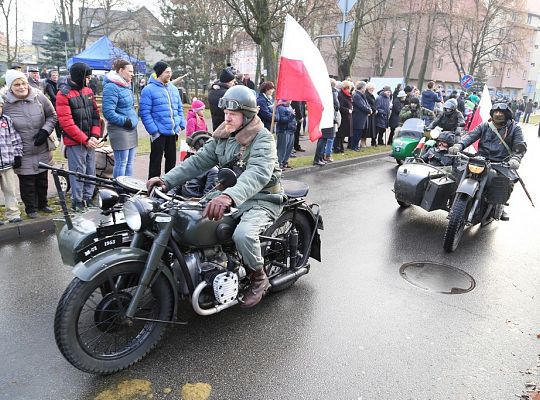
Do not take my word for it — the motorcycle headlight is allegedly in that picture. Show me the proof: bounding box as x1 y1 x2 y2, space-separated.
468 164 485 174
97 189 119 210
123 197 155 232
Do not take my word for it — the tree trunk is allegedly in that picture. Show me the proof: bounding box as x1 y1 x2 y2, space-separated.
417 6 436 90
261 32 276 82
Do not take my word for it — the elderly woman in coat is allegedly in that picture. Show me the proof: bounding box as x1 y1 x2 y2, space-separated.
388 90 406 145
2 70 57 218
375 85 392 146
350 81 372 151
365 82 377 147
334 80 353 153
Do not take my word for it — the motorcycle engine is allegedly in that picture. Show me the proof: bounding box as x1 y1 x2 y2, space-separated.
213 272 239 304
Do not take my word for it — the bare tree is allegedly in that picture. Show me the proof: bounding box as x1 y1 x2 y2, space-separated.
439 0 528 80
221 0 326 82
0 0 19 66
416 0 438 90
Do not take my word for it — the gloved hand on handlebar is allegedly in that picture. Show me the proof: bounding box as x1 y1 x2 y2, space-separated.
146 177 168 193
448 143 463 155
203 194 233 221
508 156 521 170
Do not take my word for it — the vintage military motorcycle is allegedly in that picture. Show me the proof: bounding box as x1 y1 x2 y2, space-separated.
48 166 323 374
442 147 525 252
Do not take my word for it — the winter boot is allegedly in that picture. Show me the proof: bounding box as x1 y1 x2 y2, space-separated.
240 268 270 308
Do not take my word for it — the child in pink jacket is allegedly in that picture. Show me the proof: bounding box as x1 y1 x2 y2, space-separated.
186 99 208 137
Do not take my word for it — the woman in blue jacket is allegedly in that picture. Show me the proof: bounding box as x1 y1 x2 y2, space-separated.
102 59 138 177
257 81 275 131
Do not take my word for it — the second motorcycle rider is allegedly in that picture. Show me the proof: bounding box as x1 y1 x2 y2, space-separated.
147 85 282 308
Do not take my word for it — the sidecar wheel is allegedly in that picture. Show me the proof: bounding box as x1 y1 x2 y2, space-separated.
262 211 312 292
54 262 174 374
443 194 469 253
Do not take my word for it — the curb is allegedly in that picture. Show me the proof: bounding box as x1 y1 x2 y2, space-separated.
0 152 390 243
0 217 55 244
284 151 390 178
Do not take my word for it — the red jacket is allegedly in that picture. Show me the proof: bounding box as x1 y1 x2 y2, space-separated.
56 84 101 146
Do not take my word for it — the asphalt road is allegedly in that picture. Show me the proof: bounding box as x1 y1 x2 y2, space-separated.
1 125 539 400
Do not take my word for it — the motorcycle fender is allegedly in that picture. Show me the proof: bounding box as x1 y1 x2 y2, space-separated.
73 247 179 316
456 178 478 197
299 204 323 262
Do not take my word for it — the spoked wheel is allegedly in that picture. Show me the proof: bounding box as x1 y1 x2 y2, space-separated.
262 211 313 292
443 194 470 253
54 262 174 374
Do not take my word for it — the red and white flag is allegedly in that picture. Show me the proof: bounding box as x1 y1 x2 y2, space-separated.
466 84 492 151
275 15 334 142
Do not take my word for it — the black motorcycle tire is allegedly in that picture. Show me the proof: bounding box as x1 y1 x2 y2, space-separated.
262 211 313 292
54 262 174 374
396 158 404 166
443 194 470 253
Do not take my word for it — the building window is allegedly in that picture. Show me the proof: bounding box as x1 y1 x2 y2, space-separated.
523 70 527 79
532 63 536 67
436 58 443 70
528 14 532 24
507 68 511 78
389 58 394 68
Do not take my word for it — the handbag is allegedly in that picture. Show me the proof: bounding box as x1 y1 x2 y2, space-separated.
47 132 59 151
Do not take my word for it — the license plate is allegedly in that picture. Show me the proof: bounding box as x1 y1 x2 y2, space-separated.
78 235 123 261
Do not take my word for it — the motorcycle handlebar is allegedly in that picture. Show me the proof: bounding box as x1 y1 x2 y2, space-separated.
39 162 114 186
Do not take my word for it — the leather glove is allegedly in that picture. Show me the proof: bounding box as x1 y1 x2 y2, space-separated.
123 118 133 129
146 177 168 193
203 194 233 221
33 129 49 146
448 143 463 155
13 156 22 169
508 157 520 170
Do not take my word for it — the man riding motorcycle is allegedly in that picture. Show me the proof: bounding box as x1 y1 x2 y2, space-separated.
449 101 527 220
428 99 465 132
147 85 282 308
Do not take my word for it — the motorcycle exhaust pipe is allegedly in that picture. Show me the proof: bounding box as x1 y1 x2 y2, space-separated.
191 281 239 316
269 265 310 289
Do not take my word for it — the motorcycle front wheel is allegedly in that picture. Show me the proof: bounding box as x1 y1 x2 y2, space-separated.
443 194 470 252
262 211 313 292
54 262 174 374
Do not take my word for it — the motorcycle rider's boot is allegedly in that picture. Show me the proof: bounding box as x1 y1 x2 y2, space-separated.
240 268 270 308
501 209 510 221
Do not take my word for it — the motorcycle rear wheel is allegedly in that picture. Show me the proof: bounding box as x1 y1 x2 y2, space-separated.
262 211 312 292
443 194 470 253
54 262 174 374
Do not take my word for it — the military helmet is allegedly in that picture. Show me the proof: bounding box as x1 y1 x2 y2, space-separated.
443 99 457 111
490 101 513 120
437 131 455 147
218 85 258 120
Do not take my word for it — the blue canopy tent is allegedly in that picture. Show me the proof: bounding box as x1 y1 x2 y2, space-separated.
67 36 146 73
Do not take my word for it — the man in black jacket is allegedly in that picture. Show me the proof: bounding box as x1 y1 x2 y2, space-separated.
44 70 62 139
208 68 236 130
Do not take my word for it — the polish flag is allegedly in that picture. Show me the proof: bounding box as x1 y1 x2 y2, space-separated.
275 15 334 141
466 84 492 151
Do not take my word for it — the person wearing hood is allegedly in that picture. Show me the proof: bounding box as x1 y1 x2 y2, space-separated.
186 98 208 137
56 61 102 211
102 59 139 178
2 69 57 218
139 61 186 179
449 101 526 221
208 68 236 130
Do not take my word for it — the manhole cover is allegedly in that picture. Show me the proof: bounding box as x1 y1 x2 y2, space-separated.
399 261 475 294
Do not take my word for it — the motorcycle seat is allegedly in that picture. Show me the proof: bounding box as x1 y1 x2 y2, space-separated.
282 179 309 198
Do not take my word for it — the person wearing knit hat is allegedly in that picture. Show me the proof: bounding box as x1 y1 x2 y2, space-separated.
140 60 185 178
219 68 235 84
5 69 27 89
208 67 237 130
153 61 170 79
186 98 208 137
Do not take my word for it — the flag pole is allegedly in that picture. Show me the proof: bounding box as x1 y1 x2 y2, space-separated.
270 16 289 134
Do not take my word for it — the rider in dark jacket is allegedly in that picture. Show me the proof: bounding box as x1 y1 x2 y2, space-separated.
449 101 527 220
428 99 465 132
421 131 456 167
